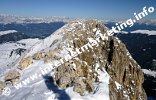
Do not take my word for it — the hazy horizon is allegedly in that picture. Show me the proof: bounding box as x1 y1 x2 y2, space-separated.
0 0 156 20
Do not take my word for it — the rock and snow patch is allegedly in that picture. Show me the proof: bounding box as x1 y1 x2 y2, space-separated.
60 68 110 100
115 81 122 90
0 38 40 77
93 28 97 32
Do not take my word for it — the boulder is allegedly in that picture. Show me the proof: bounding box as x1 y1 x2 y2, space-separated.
33 52 45 60
4 70 20 85
18 57 33 70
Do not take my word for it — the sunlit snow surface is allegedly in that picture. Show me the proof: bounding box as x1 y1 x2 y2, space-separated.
0 61 110 100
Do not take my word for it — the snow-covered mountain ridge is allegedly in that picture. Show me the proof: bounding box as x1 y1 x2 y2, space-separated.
0 30 17 36
0 20 147 100
0 14 72 24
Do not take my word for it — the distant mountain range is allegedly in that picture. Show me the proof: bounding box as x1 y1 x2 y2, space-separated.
0 14 72 24
1 14 156 25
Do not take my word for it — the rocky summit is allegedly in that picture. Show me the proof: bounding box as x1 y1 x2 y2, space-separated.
0 20 147 100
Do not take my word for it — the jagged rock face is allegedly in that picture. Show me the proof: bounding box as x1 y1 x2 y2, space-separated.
53 20 108 95
52 20 147 99
107 38 146 100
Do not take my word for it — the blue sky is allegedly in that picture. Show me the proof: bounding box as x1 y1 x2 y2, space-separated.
0 0 156 19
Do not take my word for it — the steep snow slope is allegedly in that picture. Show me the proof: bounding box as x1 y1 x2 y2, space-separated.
0 38 40 77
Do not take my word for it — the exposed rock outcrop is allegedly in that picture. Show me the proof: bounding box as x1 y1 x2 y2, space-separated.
0 81 6 94
33 52 45 60
55 59 97 95
4 70 20 85
18 57 33 70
